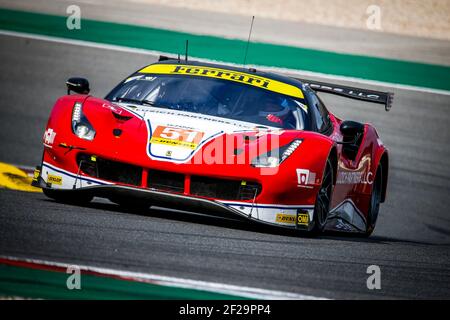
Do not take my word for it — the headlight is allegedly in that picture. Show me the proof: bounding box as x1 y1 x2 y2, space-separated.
72 102 95 140
251 139 302 168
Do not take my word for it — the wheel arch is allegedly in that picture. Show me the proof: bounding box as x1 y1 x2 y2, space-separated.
328 146 338 186
378 152 389 203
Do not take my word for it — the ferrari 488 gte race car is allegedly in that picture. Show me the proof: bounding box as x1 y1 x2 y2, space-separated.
32 57 393 236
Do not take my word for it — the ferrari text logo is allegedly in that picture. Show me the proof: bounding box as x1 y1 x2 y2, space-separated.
172 65 270 88
139 64 304 99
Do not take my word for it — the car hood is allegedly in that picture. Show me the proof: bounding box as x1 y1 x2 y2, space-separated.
118 104 280 163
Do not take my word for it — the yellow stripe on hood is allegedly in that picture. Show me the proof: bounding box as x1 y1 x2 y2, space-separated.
139 64 304 99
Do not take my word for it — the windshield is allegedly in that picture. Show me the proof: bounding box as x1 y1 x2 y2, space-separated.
106 73 310 130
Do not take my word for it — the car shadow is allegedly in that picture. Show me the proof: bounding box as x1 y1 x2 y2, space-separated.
42 197 434 246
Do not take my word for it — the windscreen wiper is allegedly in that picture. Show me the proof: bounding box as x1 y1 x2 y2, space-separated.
115 97 144 105
141 100 162 107
116 98 166 108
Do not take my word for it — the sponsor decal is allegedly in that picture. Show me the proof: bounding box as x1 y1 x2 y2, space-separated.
296 210 310 226
102 103 122 114
328 199 367 232
43 128 56 146
124 75 144 83
334 218 355 232
143 108 256 129
337 170 373 185
139 64 304 99
47 174 62 185
296 169 316 188
125 75 156 83
296 101 308 113
276 213 296 224
150 126 204 150
303 82 383 101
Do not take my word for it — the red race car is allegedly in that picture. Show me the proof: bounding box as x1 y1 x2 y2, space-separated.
33 58 393 236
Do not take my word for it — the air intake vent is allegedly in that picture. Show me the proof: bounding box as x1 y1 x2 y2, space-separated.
77 154 141 186
112 112 132 121
147 170 185 193
190 176 261 200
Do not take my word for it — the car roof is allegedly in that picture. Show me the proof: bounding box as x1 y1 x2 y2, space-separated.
143 59 305 91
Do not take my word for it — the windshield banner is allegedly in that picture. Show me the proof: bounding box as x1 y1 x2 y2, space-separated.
139 64 304 99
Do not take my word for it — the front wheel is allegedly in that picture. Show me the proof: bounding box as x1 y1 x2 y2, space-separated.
312 159 334 234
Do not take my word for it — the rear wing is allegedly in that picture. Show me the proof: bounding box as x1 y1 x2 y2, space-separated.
296 78 394 111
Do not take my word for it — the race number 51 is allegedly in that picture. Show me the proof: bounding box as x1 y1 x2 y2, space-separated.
151 126 204 149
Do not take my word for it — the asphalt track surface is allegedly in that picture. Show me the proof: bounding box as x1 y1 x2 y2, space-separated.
0 34 450 299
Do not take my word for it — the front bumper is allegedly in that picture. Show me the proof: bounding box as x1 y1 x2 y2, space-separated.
34 162 314 231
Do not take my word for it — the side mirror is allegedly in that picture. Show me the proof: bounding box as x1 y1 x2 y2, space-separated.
66 77 90 95
340 120 364 138
339 120 364 160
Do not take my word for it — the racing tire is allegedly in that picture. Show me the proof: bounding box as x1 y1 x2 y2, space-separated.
364 165 383 237
43 188 93 205
312 159 334 234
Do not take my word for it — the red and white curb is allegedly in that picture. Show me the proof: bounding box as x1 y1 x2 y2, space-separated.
0 256 328 300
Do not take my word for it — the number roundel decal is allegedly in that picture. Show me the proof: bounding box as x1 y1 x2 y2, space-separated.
150 126 204 149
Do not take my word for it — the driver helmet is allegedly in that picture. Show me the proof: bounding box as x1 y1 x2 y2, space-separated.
259 95 290 125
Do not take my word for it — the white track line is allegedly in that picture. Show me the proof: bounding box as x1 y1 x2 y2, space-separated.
1 29 449 96
1 255 328 300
